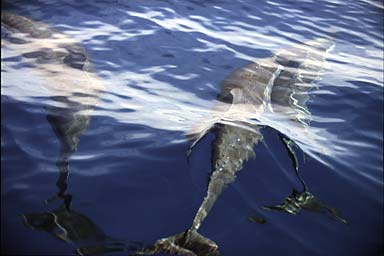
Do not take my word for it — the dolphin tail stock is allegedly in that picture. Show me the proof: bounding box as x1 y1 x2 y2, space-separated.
136 229 220 256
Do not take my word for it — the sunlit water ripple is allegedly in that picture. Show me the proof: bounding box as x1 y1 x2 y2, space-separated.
1 0 383 255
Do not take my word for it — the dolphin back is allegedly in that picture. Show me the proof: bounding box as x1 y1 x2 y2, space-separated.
271 38 335 125
2 13 105 182
2 12 93 72
2 12 53 38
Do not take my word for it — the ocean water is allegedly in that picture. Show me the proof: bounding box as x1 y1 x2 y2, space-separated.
1 0 383 256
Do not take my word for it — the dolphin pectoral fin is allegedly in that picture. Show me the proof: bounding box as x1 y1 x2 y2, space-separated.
261 190 347 223
261 189 306 215
186 123 216 158
261 202 300 215
248 215 267 224
279 134 308 191
261 205 286 213
138 229 220 256
325 207 348 224
300 194 348 224
280 134 299 172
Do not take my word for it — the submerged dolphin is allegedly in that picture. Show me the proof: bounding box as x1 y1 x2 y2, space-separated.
141 38 346 256
2 12 104 187
1 13 124 255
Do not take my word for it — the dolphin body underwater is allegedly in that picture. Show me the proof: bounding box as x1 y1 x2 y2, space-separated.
1 12 104 189
140 39 347 255
1 13 346 256
1 13 127 255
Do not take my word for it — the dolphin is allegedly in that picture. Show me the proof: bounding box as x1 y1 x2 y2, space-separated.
140 38 346 256
1 13 122 255
1 12 104 188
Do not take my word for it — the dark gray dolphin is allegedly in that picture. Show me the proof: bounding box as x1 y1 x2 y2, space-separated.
2 12 104 183
140 38 345 256
1 13 129 255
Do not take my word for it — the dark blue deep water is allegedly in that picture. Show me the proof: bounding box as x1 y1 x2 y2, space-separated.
1 0 383 256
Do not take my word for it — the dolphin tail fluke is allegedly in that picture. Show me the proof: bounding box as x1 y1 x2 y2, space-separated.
137 229 221 256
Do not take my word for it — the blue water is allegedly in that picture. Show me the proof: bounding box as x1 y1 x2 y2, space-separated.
1 0 383 255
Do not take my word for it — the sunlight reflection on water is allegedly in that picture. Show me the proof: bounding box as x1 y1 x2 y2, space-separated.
1 0 383 179
1 0 383 255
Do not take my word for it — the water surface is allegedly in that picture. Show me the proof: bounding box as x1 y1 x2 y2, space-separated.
1 0 383 255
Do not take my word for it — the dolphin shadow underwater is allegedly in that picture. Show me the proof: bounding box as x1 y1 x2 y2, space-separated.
2 13 346 256
2 13 142 255
139 38 347 255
